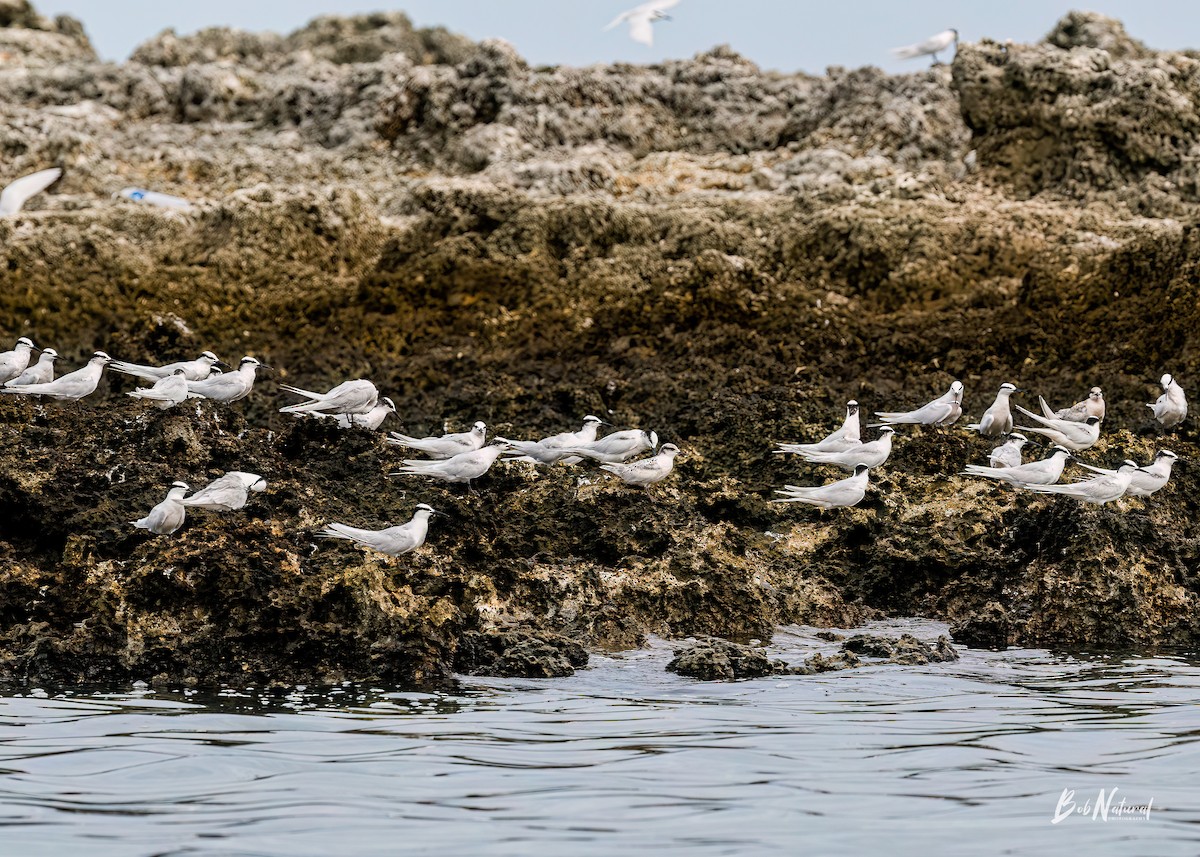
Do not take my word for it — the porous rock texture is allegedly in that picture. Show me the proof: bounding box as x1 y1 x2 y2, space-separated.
2 8 1199 686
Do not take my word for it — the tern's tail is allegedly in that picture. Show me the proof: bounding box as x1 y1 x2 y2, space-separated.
315 525 354 541
278 383 323 400
890 45 922 59
1038 395 1056 418
961 465 1010 480
109 362 160 382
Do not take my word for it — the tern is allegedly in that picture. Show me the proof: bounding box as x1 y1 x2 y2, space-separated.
110 351 221 383
798 427 894 471
131 481 190 535
775 400 862 455
391 443 505 486
773 464 870 509
988 433 1028 469
500 415 607 464
1021 460 1140 505
892 28 958 65
4 347 57 387
604 0 679 47
0 337 37 384
875 381 963 427
601 443 680 488
181 471 266 511
279 378 378 416
555 428 658 464
1014 407 1101 451
313 397 397 430
1040 387 1104 423
186 356 266 403
967 383 1018 437
962 445 1072 487
389 421 487 459
1075 450 1178 498
0 168 62 216
1 351 112 400
127 368 190 409
316 504 442 556
1149 374 1187 429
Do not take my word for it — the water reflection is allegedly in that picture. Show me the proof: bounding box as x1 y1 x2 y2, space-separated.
1 621 1198 856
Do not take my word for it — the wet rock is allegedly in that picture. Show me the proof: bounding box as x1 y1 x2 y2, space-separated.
840 633 958 664
800 651 861 673
455 630 588 678
667 638 788 681
815 631 844 642
841 634 897 658
950 603 1013 649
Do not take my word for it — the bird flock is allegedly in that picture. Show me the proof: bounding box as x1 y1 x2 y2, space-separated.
0 337 677 557
1 334 1189 558
772 378 1186 509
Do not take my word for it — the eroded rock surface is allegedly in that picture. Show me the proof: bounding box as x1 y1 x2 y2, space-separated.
2 8 1200 686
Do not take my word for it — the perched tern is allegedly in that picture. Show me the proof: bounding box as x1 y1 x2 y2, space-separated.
798 427 894 471
988 433 1028 469
500 415 607 464
4 347 57 387
0 168 62 216
775 400 862 455
1 351 112 400
1075 450 1178 498
391 443 505 486
968 383 1018 437
556 428 658 464
316 504 442 556
1149 374 1187 429
131 481 190 535
279 378 378 416
181 471 266 511
1040 387 1104 423
604 0 679 47
892 28 958 65
0 337 37 384
1020 460 1140 505
962 445 1072 486
773 464 870 509
314 397 397 430
601 443 680 488
1014 407 1100 451
875 381 963 427
127 368 190 409
186 356 265 403
110 351 221 383
389 421 487 459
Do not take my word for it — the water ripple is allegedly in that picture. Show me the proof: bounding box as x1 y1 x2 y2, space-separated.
1 621 1198 856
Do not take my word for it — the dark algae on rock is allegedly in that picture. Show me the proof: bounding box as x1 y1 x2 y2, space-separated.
3 7 1200 686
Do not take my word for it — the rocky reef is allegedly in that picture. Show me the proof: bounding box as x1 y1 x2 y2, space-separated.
2 4 1200 686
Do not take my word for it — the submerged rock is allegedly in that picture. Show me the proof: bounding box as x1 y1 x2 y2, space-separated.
667 638 789 680
842 633 959 664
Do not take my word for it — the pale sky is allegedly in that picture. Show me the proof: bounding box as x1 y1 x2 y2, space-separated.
31 1 1200 73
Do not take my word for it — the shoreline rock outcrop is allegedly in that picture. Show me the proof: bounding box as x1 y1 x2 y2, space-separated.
2 7 1200 686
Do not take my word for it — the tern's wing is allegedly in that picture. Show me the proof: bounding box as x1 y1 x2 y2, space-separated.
0 168 62 216
604 8 634 30
628 15 655 46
